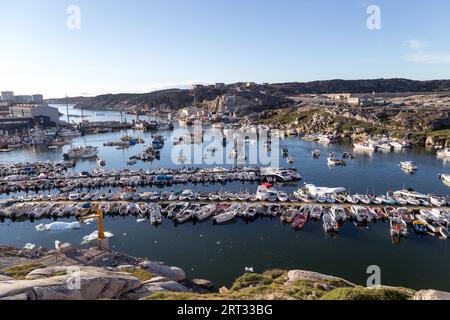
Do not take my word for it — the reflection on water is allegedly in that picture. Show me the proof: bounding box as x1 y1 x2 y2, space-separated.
0 107 450 291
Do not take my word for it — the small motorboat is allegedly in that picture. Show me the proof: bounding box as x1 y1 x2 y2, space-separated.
194 203 217 221
412 220 427 234
390 217 408 237
323 213 339 233
291 212 307 229
277 191 289 202
97 158 106 166
150 209 162 225
400 161 418 172
309 205 322 220
330 206 346 223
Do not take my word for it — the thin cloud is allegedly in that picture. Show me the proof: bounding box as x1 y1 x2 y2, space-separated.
404 39 433 50
405 52 450 64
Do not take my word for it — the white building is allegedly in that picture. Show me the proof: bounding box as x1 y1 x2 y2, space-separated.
347 94 375 107
1 91 14 102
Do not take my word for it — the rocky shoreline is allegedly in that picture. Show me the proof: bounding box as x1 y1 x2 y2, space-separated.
1 245 449 300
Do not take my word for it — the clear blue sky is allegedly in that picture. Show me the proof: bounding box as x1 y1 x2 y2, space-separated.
1 0 449 97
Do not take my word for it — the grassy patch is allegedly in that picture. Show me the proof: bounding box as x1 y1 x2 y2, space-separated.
320 287 413 300
121 267 154 282
230 273 272 291
144 292 220 300
2 263 44 280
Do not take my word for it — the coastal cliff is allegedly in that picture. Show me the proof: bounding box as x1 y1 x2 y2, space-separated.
1 245 448 300
257 107 450 147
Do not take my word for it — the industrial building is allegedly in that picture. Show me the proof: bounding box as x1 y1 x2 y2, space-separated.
9 104 60 126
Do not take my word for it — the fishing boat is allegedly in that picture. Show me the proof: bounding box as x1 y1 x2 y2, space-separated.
437 148 450 158
309 205 322 220
412 220 427 234
346 194 359 204
311 149 321 158
286 157 295 164
256 184 272 201
127 203 139 215
138 203 149 216
390 217 408 237
150 209 162 225
194 203 217 222
351 206 371 223
291 211 307 229
400 161 418 172
440 174 450 186
97 158 106 166
118 203 129 216
277 191 289 202
330 206 346 223
281 207 299 223
169 191 181 201
212 210 237 225
327 153 346 166
353 143 376 152
243 204 261 220
167 202 189 220
176 204 199 223
323 213 339 233
267 204 282 217
179 189 193 201
355 194 371 205
430 195 447 207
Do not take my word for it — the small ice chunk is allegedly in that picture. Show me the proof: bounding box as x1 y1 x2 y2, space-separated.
82 230 114 244
24 243 36 250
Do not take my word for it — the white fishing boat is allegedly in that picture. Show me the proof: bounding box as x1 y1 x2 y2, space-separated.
256 184 272 201
213 211 237 224
400 161 418 171
277 191 289 202
377 142 393 151
330 206 346 223
351 206 371 223
194 203 217 221
127 203 139 215
309 205 322 219
430 195 447 207
437 148 450 158
323 213 339 233
311 149 321 157
390 217 408 237
119 203 129 215
150 209 162 225
439 173 450 184
353 142 376 152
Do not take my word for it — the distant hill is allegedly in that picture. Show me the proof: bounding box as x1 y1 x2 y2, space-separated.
69 78 450 112
270 78 450 95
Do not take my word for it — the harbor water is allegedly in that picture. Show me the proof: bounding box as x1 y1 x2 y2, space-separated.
1 105 450 291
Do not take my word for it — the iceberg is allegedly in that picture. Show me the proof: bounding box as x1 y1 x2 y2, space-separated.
24 243 36 250
35 222 81 232
81 230 114 244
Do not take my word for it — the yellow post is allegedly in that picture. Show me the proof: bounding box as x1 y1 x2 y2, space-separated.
97 208 105 240
79 207 105 240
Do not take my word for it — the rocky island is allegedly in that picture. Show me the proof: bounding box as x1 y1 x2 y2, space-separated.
0 245 448 300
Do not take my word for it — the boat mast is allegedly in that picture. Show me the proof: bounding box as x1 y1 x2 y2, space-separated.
66 95 70 123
